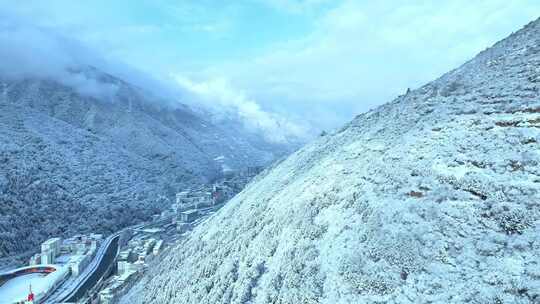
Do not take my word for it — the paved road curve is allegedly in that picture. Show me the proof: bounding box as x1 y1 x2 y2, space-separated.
42 233 120 303
64 235 119 302
42 218 165 303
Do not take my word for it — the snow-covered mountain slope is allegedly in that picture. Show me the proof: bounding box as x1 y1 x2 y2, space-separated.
122 19 540 304
0 67 297 264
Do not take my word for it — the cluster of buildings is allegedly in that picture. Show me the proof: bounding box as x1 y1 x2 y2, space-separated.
28 234 103 278
30 238 61 265
5 167 264 303
170 166 264 232
117 236 163 274
97 270 138 304
96 166 263 303
98 234 164 304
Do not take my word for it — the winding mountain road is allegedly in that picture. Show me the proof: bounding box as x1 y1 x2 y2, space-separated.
42 233 120 304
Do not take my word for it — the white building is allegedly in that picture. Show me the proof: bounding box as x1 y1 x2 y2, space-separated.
118 249 134 262
160 209 173 219
179 210 199 223
132 260 145 272
69 254 91 277
177 222 191 233
89 233 103 241
118 270 137 284
29 254 41 266
99 271 138 304
74 242 88 255
41 249 55 265
139 239 156 257
153 240 163 256
175 191 189 204
99 287 116 304
41 238 62 257
89 240 98 255
117 261 135 276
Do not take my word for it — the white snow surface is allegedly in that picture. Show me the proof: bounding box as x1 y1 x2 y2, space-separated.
0 266 68 303
122 19 540 303
0 273 45 302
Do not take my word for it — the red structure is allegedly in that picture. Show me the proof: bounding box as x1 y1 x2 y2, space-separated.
27 284 35 302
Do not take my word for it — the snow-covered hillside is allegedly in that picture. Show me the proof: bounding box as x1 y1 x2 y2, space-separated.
122 19 540 304
0 67 298 265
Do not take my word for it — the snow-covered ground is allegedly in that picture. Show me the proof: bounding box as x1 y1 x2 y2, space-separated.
0 266 68 303
0 273 45 303
121 18 540 304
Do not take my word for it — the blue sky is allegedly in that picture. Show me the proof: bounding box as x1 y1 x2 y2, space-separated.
1 1 540 140
1 1 326 71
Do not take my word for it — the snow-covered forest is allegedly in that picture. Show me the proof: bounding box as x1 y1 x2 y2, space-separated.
1 2 539 303
122 19 540 304
0 69 296 266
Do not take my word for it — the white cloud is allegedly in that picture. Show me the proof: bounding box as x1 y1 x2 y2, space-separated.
0 16 122 100
173 75 313 143
2 0 540 137
192 0 540 131
0 14 176 102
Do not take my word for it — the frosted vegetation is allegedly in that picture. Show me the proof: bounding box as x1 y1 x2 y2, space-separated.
123 19 540 303
0 68 295 266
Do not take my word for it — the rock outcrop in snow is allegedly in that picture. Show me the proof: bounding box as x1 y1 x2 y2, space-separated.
0 67 297 265
122 19 540 304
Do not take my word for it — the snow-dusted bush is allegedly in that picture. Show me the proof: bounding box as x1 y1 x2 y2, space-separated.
493 204 534 235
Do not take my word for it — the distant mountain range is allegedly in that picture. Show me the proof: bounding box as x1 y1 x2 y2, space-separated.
122 19 540 304
0 66 300 265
